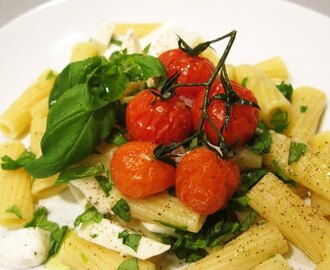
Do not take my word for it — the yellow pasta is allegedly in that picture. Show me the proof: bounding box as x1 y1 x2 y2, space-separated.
0 141 33 228
316 255 330 270
311 192 330 219
0 70 56 139
234 65 293 130
186 222 288 270
30 97 49 118
71 41 100 62
285 86 327 143
233 146 262 171
252 254 291 270
263 132 330 201
248 172 330 263
308 130 330 162
255 56 289 83
56 231 155 270
115 23 161 38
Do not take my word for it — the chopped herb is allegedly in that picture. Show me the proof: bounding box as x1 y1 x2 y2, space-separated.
247 121 272 155
288 142 307 165
300 106 308 113
188 137 198 150
73 207 103 227
6 204 22 219
118 230 142 252
117 257 139 270
270 109 289 133
95 170 113 197
155 220 187 231
239 211 258 232
90 233 98 238
1 151 36 170
110 38 123 46
25 207 68 257
80 252 88 263
143 43 152 54
239 169 268 193
272 160 296 186
276 82 293 102
112 199 131 222
46 70 56 80
241 77 248 87
55 162 104 185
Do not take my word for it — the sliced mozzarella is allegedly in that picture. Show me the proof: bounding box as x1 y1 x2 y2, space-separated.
140 24 200 56
121 29 142 54
91 21 116 51
68 183 88 208
77 219 171 260
142 221 176 237
0 228 50 269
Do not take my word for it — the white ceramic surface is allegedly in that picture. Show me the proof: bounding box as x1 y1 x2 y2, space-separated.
0 0 329 269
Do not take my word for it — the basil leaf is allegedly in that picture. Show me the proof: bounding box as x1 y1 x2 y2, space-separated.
95 170 113 197
25 207 68 257
6 204 22 219
117 257 139 270
73 207 103 227
288 142 307 165
272 160 296 186
276 82 293 102
239 211 258 232
25 85 117 178
270 109 289 132
55 163 104 185
118 230 141 252
84 51 166 111
239 169 268 193
1 151 36 170
247 121 272 155
155 220 187 231
49 56 105 107
112 198 131 222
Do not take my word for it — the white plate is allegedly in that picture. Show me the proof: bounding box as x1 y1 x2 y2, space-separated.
0 0 329 269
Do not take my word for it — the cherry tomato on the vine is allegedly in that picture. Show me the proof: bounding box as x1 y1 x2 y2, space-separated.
191 81 260 146
159 49 217 100
175 147 240 215
126 90 192 144
110 141 176 198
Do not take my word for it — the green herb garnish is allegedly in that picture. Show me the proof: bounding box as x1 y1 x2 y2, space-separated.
270 109 289 132
117 257 139 270
6 204 23 219
1 151 36 170
276 81 293 102
288 142 307 165
112 199 131 222
118 230 142 252
73 207 103 227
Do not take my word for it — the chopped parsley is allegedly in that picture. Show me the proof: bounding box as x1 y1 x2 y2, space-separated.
55 162 104 185
73 207 103 227
118 230 142 252
95 170 113 197
241 77 248 87
6 204 23 219
288 142 307 165
117 257 139 270
112 199 131 222
1 151 36 170
300 106 308 113
247 121 272 155
270 109 289 133
276 81 293 102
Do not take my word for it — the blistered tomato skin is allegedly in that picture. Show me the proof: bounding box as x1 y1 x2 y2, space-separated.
110 141 176 199
175 147 240 215
126 90 192 144
159 49 217 100
191 81 260 146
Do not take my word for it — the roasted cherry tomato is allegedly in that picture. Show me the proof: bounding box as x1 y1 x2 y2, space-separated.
159 49 217 100
191 81 260 146
111 141 176 198
175 147 240 215
126 90 192 144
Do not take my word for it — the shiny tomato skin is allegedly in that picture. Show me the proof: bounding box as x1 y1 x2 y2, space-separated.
159 49 217 100
126 90 192 144
191 81 260 146
175 147 240 215
111 141 176 198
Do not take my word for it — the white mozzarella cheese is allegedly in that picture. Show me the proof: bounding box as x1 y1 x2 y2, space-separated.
77 218 171 260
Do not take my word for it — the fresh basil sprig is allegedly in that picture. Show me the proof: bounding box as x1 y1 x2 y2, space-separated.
25 51 166 178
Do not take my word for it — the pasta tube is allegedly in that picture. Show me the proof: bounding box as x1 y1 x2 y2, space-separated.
56 231 155 270
255 56 289 83
285 86 327 143
248 173 330 263
0 70 56 139
71 42 100 62
252 254 291 270
0 141 34 228
186 222 288 270
233 146 262 171
71 178 205 233
316 255 330 270
115 23 161 38
234 65 292 130
263 132 330 201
